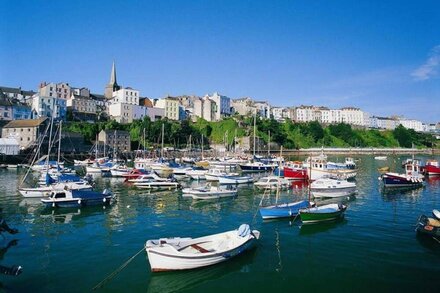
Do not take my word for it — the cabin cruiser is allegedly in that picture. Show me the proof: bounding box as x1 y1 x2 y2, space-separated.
41 189 113 208
254 176 290 190
310 178 356 198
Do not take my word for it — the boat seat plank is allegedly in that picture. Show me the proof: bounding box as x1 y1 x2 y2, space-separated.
190 244 211 253
427 218 440 227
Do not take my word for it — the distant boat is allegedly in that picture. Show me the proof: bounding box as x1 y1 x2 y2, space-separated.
374 156 387 161
424 160 440 176
239 161 275 173
182 185 237 200
218 175 254 184
145 224 260 272
259 200 311 220
282 161 308 180
299 203 347 224
254 176 290 190
378 166 390 173
310 178 356 198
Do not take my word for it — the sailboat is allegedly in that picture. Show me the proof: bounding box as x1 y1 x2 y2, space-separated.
298 157 347 224
259 146 311 220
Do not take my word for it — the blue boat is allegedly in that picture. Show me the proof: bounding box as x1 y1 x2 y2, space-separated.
259 200 311 220
41 189 114 208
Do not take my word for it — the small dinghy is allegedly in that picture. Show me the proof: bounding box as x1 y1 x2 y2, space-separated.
41 189 113 208
182 185 237 200
415 209 440 240
310 178 356 198
299 203 346 224
374 156 387 161
145 224 260 272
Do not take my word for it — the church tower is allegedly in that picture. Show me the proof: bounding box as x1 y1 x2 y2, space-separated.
104 61 121 99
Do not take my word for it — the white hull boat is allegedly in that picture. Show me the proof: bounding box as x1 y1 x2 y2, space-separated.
182 185 237 200
310 178 356 198
187 169 208 180
254 176 290 190
145 224 260 272
19 182 93 198
134 181 180 190
218 175 254 185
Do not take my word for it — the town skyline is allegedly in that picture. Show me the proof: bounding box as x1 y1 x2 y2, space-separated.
1 1 440 122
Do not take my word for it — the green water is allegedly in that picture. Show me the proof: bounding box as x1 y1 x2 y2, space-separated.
0 155 440 292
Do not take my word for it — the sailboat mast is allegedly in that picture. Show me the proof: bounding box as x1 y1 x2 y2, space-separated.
46 116 54 169
95 133 98 158
161 123 164 158
201 134 204 159
253 111 256 157
113 130 117 160
57 120 62 164
268 130 270 157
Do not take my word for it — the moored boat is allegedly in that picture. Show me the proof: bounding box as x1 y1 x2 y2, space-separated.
415 210 440 240
259 200 311 219
424 160 440 176
283 161 308 180
218 175 254 184
379 159 424 188
182 185 237 200
145 224 260 272
41 189 114 208
299 203 347 224
254 176 290 190
310 178 356 198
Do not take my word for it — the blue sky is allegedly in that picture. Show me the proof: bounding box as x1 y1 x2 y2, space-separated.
1 0 439 122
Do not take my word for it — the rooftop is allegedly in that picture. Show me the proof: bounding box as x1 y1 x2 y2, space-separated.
3 118 47 128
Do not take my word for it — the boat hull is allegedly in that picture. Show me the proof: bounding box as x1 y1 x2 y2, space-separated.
425 165 440 176
218 176 253 184
283 167 308 180
381 173 423 188
239 165 273 172
299 205 346 224
146 231 258 272
259 200 310 219
311 187 356 198
42 196 113 208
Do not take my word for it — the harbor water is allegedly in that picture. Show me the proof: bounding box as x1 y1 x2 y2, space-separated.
0 155 440 292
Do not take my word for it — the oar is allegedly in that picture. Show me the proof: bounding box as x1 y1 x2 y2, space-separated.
92 246 145 291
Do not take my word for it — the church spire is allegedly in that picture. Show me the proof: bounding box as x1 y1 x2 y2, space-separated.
109 60 117 86
104 60 121 99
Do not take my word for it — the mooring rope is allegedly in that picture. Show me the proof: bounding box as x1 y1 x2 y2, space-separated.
92 246 145 291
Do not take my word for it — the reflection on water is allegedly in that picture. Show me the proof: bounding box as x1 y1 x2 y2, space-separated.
0 156 439 292
146 248 257 293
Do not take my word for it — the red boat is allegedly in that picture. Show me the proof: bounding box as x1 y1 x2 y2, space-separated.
283 161 308 180
424 160 440 176
122 169 149 181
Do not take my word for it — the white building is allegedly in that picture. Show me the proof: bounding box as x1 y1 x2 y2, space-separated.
0 86 36 104
207 92 231 121
271 107 285 121
340 107 365 126
154 97 180 120
398 118 424 132
146 107 164 121
254 101 271 118
39 82 71 99
108 103 133 124
67 94 97 114
370 116 398 130
111 87 139 105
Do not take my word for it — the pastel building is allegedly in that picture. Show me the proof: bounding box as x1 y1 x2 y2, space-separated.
32 95 67 121
39 82 71 99
155 96 180 120
207 92 231 121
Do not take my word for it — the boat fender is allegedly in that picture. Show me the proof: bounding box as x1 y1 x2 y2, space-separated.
433 210 440 220
237 224 251 237
52 203 55 208
103 197 106 203
78 199 81 205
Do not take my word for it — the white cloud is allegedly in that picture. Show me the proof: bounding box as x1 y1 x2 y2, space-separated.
411 45 440 81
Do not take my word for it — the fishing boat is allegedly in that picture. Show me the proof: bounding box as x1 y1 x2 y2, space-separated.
424 160 440 176
145 224 260 272
374 156 387 161
254 176 290 190
299 203 347 224
182 185 237 200
41 189 113 208
415 209 440 240
283 161 308 180
379 159 424 188
305 154 357 180
239 161 275 172
310 178 356 198
326 157 356 170
218 175 254 184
